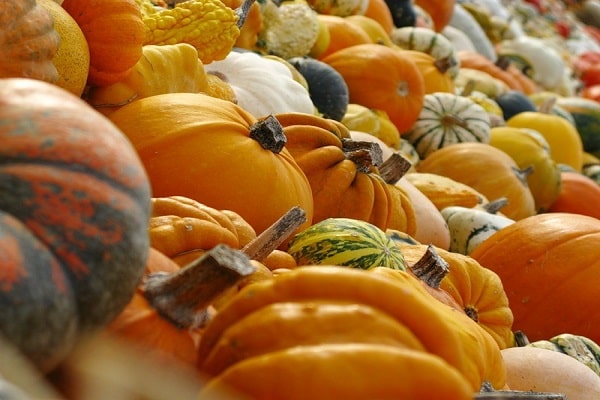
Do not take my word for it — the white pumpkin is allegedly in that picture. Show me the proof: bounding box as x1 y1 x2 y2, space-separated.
204 51 315 118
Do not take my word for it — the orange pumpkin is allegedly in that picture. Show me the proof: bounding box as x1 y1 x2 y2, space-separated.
315 14 373 60
108 93 314 240
61 0 146 87
400 49 455 94
363 0 395 34
322 44 425 133
548 171 600 219
413 0 455 32
221 0 263 51
416 143 536 221
471 212 600 343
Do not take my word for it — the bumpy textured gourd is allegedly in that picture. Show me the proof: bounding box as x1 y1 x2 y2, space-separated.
135 0 247 63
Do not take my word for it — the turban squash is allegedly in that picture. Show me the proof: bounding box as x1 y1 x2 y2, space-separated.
107 92 314 243
0 78 152 372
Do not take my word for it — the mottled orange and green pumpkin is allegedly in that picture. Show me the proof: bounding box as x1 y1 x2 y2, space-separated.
0 78 152 372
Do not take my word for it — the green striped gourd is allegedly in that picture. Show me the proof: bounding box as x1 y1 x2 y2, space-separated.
403 92 491 159
518 331 600 377
287 218 406 270
389 26 460 79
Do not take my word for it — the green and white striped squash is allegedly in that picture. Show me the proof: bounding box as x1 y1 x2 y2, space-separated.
441 203 515 255
389 26 460 79
524 333 600 377
555 96 600 156
403 92 491 160
286 218 406 270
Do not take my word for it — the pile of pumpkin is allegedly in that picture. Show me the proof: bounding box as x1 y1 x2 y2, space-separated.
4 0 600 398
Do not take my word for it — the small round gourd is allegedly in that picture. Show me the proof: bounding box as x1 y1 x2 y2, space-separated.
404 92 491 159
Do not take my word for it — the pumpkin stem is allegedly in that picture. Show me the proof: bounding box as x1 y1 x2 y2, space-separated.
242 206 307 260
434 56 457 74
440 113 469 130
538 96 557 114
342 138 383 172
250 115 287 153
378 153 412 184
514 330 532 346
460 79 477 97
513 165 535 186
235 0 256 28
495 55 512 71
482 197 509 214
142 244 255 329
410 244 449 289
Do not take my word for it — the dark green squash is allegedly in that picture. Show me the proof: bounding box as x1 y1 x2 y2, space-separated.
0 78 152 373
288 56 349 121
495 90 537 121
384 0 416 28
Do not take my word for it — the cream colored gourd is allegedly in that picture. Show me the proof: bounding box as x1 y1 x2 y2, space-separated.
501 346 600 400
204 51 315 118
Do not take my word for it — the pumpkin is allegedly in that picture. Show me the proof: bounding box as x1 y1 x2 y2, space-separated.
287 56 349 121
413 0 455 32
342 104 403 150
321 44 426 134
416 142 537 221
394 242 515 349
399 50 456 94
403 172 490 211
471 212 600 343
197 266 507 391
221 0 263 51
106 245 256 367
489 126 562 212
403 92 491 159
61 0 146 87
345 14 394 46
315 14 373 60
84 43 213 116
306 0 369 17
201 343 474 399
0 78 152 372
506 102 584 172
363 0 395 34
108 93 314 241
518 331 600 377
547 171 600 219
501 346 600 399
275 112 416 233
0 0 60 83
286 217 407 270
204 51 315 118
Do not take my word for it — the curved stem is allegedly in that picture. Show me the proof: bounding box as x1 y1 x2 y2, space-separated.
250 115 287 153
410 244 449 289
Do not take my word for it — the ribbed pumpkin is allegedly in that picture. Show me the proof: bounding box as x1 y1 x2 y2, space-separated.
0 78 152 373
394 242 515 349
274 112 417 235
107 93 314 241
416 142 536 221
286 217 407 270
403 92 491 159
61 0 146 87
0 0 60 83
399 50 456 94
197 266 506 392
321 43 425 134
471 212 600 343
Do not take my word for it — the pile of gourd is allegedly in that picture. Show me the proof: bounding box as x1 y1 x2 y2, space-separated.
3 0 600 398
